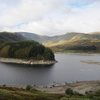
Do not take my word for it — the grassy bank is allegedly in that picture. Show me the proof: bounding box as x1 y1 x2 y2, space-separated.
0 85 100 100
0 86 63 100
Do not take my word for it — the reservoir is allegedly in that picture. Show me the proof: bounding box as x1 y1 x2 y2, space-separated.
0 53 100 87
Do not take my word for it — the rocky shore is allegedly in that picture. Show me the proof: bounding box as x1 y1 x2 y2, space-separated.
35 81 100 94
0 58 57 65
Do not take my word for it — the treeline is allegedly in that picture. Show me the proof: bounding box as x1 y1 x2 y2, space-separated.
52 44 98 52
0 41 55 61
64 45 97 51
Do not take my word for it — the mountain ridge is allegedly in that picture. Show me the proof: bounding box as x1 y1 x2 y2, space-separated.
0 31 100 42
0 31 100 52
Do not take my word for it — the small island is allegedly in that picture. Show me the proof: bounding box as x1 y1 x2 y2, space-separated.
0 41 56 65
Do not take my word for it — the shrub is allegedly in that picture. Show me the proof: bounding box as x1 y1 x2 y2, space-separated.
65 88 74 95
26 85 32 91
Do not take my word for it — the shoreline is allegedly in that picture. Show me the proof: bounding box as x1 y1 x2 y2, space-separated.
0 81 100 95
0 58 57 65
35 80 100 94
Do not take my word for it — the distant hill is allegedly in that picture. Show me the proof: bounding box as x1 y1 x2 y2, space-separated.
0 32 26 42
0 31 100 52
0 32 50 43
0 31 100 42
18 32 50 43
44 32 100 52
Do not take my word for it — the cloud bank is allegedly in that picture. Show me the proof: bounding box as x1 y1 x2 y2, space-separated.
0 0 100 35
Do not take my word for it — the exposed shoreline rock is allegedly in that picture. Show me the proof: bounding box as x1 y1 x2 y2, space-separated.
35 81 100 94
0 58 57 65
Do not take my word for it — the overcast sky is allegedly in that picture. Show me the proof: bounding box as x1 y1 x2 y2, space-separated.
0 0 100 36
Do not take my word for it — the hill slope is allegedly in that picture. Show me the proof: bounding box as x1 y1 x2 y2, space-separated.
44 33 100 52
0 32 26 42
0 32 51 43
0 31 100 52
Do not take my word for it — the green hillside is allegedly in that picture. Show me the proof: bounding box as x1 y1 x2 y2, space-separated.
0 41 55 61
44 33 100 52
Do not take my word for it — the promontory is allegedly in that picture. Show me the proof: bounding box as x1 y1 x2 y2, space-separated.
0 40 56 65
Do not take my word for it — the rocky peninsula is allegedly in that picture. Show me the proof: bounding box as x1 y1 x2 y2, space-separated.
0 58 57 65
0 41 56 65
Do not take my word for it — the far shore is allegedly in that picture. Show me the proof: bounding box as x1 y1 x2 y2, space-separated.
0 58 57 65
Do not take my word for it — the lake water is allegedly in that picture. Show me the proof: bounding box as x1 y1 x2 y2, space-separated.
0 53 100 87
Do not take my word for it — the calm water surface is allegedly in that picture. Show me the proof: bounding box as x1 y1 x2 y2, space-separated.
0 53 100 87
